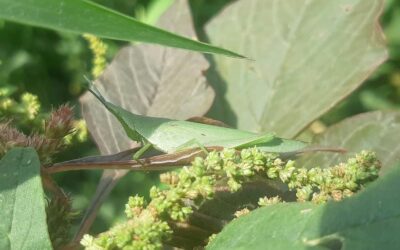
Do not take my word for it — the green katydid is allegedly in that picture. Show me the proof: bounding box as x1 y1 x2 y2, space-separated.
67 84 342 243
87 84 308 155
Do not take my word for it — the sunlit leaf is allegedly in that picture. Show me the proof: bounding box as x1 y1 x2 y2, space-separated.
206 0 387 137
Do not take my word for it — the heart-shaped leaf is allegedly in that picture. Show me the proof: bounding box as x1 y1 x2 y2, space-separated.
0 148 52 250
206 0 387 137
207 162 400 250
300 111 400 174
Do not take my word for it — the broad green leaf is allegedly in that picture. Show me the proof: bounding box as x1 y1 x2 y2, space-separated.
206 0 387 137
0 148 52 250
0 0 244 58
81 0 215 155
207 162 400 250
299 111 400 174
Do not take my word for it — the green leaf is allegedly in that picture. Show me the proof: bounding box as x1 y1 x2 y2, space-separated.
300 111 400 174
207 162 400 250
0 148 52 250
0 0 244 58
206 0 387 137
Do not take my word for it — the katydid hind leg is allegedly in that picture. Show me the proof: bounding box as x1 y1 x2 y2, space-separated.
279 146 347 159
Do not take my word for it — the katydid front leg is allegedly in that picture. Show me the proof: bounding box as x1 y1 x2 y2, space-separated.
133 142 153 160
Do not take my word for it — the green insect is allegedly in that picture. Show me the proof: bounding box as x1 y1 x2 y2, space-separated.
58 84 341 243
87 84 308 156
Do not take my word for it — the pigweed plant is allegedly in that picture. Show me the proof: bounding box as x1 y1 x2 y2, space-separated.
1 0 400 250
82 149 381 249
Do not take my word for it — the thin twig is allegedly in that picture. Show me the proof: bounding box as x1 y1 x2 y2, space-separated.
44 147 224 174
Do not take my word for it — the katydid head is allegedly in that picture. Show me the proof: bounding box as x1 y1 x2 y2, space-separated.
83 76 108 105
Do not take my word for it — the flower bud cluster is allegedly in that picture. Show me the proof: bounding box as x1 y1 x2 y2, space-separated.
44 104 74 139
258 196 282 206
63 119 88 144
289 151 381 203
0 86 41 126
0 105 75 163
83 34 108 78
21 93 41 120
83 148 381 249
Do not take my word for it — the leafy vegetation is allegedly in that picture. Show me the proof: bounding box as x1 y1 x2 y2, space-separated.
0 0 399 249
0 148 52 250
